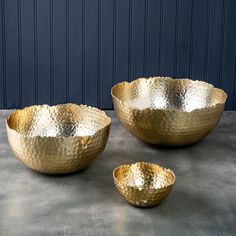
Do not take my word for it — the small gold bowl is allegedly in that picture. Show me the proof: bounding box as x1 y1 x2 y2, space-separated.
113 162 176 207
112 77 227 146
6 104 111 174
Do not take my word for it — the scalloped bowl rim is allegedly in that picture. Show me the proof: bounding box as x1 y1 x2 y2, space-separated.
111 77 227 113
113 162 176 191
6 103 112 140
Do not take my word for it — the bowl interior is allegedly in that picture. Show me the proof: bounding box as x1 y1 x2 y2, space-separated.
7 104 111 138
112 77 226 112
114 162 175 190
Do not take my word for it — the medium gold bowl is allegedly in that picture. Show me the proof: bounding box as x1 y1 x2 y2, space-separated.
6 104 111 174
113 162 176 207
112 77 227 146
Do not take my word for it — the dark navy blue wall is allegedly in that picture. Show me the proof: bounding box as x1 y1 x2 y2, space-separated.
0 0 235 109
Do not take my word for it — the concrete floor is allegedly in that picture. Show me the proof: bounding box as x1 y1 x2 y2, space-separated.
0 110 235 236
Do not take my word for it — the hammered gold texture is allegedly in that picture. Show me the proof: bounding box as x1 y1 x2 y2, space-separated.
6 104 111 174
113 162 176 207
111 77 227 146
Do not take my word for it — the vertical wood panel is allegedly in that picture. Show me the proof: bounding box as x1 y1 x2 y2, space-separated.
112 0 117 86
127 0 132 81
206 0 223 87
146 0 161 76
173 0 179 77
84 0 98 106
37 0 50 104
161 0 177 76
53 0 67 104
69 0 83 104
191 0 208 81
221 0 236 110
116 0 129 83
17 0 22 107
188 0 195 78
143 0 148 76
49 0 54 104
21 0 35 107
97 0 101 107
100 0 113 108
203 0 210 82
5 0 19 108
176 0 192 77
0 0 5 108
66 0 69 102
130 0 145 80
33 0 38 104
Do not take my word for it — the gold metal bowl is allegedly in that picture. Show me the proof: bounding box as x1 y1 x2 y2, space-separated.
113 162 176 207
6 104 111 174
112 77 227 146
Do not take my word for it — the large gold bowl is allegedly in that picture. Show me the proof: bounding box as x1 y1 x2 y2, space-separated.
6 104 111 174
112 77 227 146
113 162 176 207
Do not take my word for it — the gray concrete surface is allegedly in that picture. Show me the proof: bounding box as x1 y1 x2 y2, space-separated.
0 110 235 236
